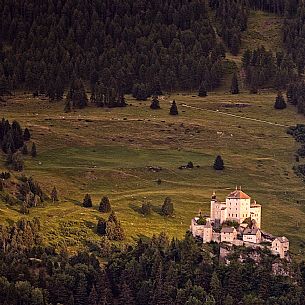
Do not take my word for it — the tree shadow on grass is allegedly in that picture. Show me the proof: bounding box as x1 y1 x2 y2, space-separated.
132 233 151 243
151 204 162 215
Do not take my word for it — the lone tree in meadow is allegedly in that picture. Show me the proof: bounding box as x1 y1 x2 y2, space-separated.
274 93 287 109
23 128 31 141
230 72 239 94
161 197 174 216
83 194 93 208
31 143 37 157
169 100 178 115
213 155 225 170
99 196 111 213
198 82 207 97
51 186 59 203
150 95 160 109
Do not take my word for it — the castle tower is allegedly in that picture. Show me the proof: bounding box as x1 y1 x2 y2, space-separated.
225 187 251 224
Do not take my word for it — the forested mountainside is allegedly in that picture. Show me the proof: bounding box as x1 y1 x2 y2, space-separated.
1 220 305 305
0 0 226 96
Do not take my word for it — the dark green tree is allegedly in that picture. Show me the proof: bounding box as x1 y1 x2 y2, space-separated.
198 82 207 97
230 72 239 94
161 197 174 216
150 95 160 109
274 93 287 109
21 144 28 155
169 100 178 115
213 155 224 170
31 143 37 157
23 128 31 141
99 196 111 213
83 194 93 208
66 79 88 109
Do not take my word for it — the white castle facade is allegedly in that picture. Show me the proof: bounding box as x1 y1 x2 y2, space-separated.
190 187 289 259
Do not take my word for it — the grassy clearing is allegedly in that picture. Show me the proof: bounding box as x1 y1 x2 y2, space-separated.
1 89 305 258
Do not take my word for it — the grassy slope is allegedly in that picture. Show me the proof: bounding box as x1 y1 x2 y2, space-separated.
1 11 305 258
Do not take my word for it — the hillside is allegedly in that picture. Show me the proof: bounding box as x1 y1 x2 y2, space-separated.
1 87 305 257
1 1 305 259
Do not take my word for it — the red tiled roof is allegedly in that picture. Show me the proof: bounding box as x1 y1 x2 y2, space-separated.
227 190 250 199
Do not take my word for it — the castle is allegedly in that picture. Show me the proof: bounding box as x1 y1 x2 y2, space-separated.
190 187 289 259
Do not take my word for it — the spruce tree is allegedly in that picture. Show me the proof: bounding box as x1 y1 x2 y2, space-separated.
97 218 107 235
198 82 207 97
12 151 24 171
83 194 93 208
213 155 224 170
99 196 111 213
23 128 31 141
230 72 239 94
150 96 160 109
6 148 13 165
274 93 287 109
51 186 59 203
31 143 37 157
169 100 178 115
21 144 28 155
161 197 174 216
66 78 88 109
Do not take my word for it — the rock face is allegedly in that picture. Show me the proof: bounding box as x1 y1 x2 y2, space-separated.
219 243 292 276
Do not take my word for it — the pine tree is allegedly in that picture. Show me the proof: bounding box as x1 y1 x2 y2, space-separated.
150 95 160 109
88 285 98 305
66 79 88 109
97 219 107 235
51 186 59 203
169 100 178 115
161 197 174 216
6 148 13 165
74 275 88 305
118 282 135 305
198 82 207 97
12 151 24 171
274 93 287 109
230 72 239 94
21 144 28 155
213 155 224 170
83 194 93 208
99 196 111 213
31 143 37 157
23 128 31 141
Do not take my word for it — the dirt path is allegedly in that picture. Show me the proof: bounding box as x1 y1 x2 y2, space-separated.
181 104 290 128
